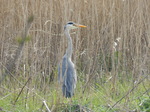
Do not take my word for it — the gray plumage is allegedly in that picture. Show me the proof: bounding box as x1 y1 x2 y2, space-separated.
58 22 86 98
59 54 77 98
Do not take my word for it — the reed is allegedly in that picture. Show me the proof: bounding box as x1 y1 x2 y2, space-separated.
0 0 150 111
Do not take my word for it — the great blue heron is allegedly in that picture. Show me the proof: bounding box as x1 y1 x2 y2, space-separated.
58 22 86 98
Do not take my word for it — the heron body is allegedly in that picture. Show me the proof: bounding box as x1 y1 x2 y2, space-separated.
58 22 86 98
61 54 77 97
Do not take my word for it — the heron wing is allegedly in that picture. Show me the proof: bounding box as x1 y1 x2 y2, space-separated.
65 63 76 92
58 56 77 97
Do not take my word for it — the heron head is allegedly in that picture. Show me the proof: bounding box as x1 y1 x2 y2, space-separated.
64 22 86 30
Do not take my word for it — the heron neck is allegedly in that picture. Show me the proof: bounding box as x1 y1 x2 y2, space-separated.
65 28 73 59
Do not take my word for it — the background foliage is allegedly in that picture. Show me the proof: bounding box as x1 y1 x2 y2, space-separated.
0 0 150 111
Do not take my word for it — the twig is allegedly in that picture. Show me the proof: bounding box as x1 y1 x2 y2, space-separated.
136 88 150 100
142 81 150 97
43 100 51 112
108 75 148 110
13 77 31 105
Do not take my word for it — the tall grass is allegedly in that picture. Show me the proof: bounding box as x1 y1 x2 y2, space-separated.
0 0 150 111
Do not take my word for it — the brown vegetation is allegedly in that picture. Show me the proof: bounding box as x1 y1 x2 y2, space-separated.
1 0 149 83
0 0 150 111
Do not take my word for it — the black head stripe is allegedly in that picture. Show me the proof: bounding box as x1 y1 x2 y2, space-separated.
67 22 74 25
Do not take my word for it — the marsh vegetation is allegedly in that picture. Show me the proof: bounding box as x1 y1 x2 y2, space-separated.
0 0 150 111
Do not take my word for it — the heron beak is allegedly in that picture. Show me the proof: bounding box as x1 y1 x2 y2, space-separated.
78 25 87 28
74 24 87 28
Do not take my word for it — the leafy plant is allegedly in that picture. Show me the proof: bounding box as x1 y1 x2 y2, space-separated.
139 97 150 112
